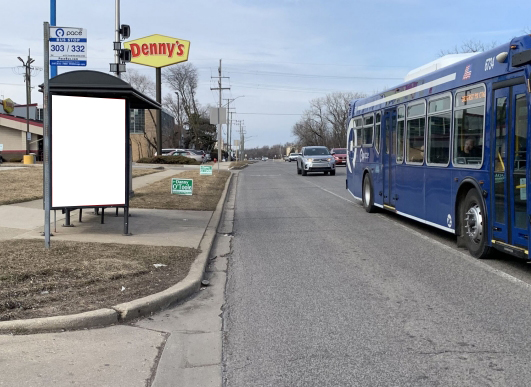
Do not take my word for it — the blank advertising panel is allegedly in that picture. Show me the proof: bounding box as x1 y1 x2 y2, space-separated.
52 95 126 208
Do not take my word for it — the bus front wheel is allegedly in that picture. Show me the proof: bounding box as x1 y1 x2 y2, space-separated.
362 174 376 213
461 189 491 259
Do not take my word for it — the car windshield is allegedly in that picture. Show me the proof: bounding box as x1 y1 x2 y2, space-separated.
304 147 329 156
333 149 346 153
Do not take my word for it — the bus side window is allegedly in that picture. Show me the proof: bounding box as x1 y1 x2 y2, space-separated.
453 85 486 167
453 107 484 164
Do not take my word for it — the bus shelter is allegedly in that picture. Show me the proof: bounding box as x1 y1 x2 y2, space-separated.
47 70 160 235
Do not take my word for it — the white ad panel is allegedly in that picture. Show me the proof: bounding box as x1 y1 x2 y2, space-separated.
52 95 126 207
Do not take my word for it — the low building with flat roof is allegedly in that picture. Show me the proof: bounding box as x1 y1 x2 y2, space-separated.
0 100 43 161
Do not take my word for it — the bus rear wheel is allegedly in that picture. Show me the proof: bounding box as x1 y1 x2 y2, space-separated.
461 189 491 259
362 173 376 213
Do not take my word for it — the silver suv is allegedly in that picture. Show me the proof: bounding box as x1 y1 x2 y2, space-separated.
297 146 335 176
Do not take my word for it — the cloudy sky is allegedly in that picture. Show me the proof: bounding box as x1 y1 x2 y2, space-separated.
1 0 530 148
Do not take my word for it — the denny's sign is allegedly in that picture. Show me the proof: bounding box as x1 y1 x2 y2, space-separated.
123 34 190 68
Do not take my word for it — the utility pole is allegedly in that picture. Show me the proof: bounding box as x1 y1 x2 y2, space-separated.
228 111 234 160
17 50 35 155
210 59 230 171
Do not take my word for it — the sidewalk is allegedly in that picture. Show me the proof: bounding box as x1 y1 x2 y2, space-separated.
0 167 236 386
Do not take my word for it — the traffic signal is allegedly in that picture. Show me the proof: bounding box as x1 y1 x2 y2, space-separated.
120 25 130 40
120 49 132 62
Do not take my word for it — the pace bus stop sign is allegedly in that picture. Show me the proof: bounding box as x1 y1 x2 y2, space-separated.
171 178 193 195
49 27 87 67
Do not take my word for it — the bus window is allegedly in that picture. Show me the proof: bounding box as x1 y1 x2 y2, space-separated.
406 101 426 164
453 84 486 168
363 114 374 146
396 106 405 163
375 112 381 153
427 95 451 165
354 117 363 147
453 107 484 166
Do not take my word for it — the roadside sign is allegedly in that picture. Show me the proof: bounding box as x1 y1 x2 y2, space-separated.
0 144 3 151
26 132 31 141
200 165 213 175
49 27 87 67
123 34 190 68
171 178 193 195
209 107 227 124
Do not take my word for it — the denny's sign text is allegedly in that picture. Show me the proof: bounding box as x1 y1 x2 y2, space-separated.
123 34 190 68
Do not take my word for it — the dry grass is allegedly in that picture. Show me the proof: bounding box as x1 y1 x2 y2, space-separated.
0 239 198 321
131 168 163 178
229 161 254 170
0 167 161 206
0 167 43 205
130 170 231 211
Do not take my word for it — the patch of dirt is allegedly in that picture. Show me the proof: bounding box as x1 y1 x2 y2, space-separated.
130 170 231 211
0 239 198 321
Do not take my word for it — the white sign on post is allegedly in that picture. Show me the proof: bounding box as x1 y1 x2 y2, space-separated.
209 107 227 124
0 144 3 151
49 27 87 67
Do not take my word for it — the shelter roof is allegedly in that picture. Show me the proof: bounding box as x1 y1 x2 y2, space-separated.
49 70 160 110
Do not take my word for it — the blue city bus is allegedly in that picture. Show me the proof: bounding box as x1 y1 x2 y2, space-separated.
346 34 531 259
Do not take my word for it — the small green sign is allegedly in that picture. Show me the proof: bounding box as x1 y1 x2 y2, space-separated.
200 165 213 175
171 178 193 195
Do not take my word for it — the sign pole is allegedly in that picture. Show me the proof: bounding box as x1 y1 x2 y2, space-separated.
43 22 51 249
50 0 57 78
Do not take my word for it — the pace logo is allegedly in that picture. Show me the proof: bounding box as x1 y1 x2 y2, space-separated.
55 28 65 37
447 214 452 228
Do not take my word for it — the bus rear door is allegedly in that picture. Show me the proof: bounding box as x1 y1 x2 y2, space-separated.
491 80 529 253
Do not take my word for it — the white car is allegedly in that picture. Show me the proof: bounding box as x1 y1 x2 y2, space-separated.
288 153 301 162
170 150 203 162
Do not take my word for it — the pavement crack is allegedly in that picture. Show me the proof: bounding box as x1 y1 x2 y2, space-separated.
130 324 170 335
145 331 170 387
418 350 508 356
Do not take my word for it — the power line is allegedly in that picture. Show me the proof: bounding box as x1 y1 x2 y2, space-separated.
190 57 411 69
224 69 404 80
235 113 301 116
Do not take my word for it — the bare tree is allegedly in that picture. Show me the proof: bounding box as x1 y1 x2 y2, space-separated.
121 69 155 98
292 92 366 148
438 39 497 57
163 63 207 148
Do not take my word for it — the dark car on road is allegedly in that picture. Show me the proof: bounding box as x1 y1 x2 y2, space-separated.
330 148 347 166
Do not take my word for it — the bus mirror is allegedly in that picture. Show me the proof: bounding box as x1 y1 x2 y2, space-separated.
511 49 531 67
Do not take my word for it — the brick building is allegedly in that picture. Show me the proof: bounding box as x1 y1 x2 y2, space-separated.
130 108 182 160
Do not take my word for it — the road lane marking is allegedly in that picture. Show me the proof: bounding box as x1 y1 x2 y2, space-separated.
381 215 531 292
306 178 531 292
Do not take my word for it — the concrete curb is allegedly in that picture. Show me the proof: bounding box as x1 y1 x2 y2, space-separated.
0 173 234 335
0 309 118 335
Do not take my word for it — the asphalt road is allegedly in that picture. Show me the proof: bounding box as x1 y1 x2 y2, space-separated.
223 160 531 386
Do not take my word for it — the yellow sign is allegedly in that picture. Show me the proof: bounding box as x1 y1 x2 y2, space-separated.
123 34 190 68
2 98 14 114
